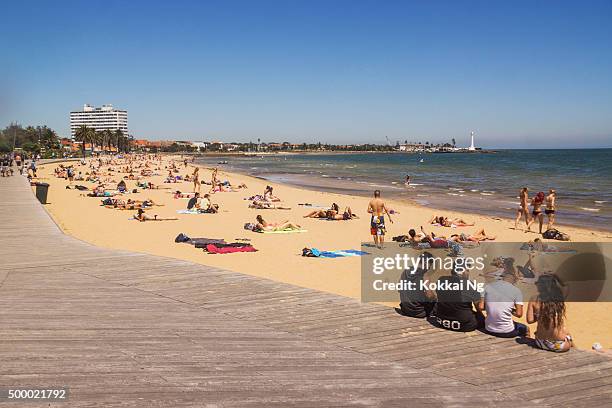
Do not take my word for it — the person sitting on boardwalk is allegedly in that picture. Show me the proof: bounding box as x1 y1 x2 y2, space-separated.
478 267 529 338
255 215 301 232
397 252 436 318
134 208 178 222
431 263 483 332
527 274 573 352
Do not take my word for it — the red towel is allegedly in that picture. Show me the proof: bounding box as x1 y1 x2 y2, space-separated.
205 244 257 254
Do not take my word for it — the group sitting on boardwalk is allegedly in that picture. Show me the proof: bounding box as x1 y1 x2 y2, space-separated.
397 251 573 353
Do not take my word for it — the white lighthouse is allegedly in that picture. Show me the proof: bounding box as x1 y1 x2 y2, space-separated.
468 131 476 151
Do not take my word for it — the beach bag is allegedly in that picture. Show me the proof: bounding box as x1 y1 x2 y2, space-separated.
542 229 570 241
174 233 190 243
302 248 321 257
244 223 258 231
448 241 464 257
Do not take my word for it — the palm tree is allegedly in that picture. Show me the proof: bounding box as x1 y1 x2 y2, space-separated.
115 129 125 153
74 125 94 158
93 131 104 153
103 129 114 152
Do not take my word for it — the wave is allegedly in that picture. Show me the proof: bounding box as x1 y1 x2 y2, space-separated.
581 207 601 212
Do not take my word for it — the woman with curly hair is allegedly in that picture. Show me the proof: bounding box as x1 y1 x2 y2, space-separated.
527 274 573 352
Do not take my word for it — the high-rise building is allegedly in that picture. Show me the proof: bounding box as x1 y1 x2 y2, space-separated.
70 104 128 138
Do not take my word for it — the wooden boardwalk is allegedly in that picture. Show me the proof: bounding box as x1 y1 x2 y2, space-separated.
0 172 610 407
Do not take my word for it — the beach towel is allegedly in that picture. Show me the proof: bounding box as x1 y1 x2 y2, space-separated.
261 229 307 234
319 249 369 258
177 209 214 214
245 195 265 201
174 233 227 246
192 238 226 248
205 243 257 254
302 248 369 258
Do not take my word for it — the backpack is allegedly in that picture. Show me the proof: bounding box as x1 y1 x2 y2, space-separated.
174 233 190 243
542 228 570 241
302 248 320 257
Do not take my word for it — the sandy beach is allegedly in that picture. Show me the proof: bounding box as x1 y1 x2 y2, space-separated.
35 156 612 350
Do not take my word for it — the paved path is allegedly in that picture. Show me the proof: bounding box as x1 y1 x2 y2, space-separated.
0 172 610 407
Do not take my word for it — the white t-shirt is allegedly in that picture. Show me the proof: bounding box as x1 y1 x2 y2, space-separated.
484 280 523 334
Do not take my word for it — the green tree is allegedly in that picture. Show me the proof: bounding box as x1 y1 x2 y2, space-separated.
74 125 94 158
103 129 114 151
115 129 126 153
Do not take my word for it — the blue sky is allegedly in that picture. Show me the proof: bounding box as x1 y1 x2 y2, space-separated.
1 0 611 148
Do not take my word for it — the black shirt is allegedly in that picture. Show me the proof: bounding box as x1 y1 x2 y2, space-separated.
187 197 197 210
434 275 481 332
398 268 433 318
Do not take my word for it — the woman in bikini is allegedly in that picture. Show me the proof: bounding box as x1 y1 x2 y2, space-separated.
526 191 545 234
192 167 200 193
449 228 496 243
255 215 301 231
263 186 281 202
304 203 341 218
326 207 359 220
545 189 556 230
429 215 474 227
303 209 327 218
515 187 530 230
527 274 572 352
134 208 178 222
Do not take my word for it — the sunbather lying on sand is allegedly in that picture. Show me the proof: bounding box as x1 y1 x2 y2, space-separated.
173 191 195 199
419 226 450 248
134 208 178 222
326 207 359 220
303 203 340 218
250 200 291 210
255 215 301 231
429 215 474 227
449 228 496 242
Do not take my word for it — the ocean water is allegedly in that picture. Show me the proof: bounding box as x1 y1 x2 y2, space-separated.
195 149 612 232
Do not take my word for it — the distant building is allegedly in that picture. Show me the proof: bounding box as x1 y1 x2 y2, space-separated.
192 141 209 151
70 104 128 138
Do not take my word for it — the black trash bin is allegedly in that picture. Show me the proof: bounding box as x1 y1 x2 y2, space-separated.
35 182 50 204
